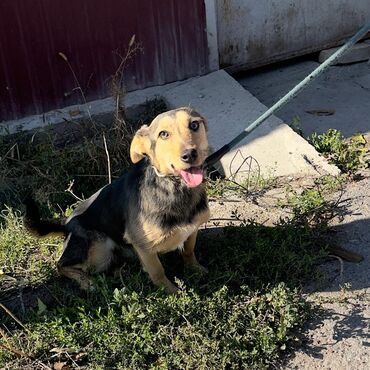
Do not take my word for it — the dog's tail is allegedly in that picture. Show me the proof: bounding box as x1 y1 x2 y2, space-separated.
24 197 66 237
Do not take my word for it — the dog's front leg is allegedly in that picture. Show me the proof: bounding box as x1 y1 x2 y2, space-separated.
182 230 208 273
134 246 178 294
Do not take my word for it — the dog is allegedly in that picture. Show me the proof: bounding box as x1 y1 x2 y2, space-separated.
24 107 210 293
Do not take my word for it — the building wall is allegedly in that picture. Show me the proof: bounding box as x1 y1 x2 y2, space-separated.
0 0 209 121
217 0 370 71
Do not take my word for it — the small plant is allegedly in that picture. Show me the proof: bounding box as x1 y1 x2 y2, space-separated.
289 115 303 136
287 188 326 216
310 129 368 173
206 172 276 199
206 177 227 198
314 174 346 193
281 173 347 231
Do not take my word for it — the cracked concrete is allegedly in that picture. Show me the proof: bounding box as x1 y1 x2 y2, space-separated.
238 60 370 138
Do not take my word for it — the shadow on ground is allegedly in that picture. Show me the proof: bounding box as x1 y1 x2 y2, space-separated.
2 213 369 318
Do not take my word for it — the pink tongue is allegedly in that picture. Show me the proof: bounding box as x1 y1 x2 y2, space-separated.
179 167 204 188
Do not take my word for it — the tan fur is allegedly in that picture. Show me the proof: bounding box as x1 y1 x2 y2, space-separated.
130 125 151 164
133 208 210 292
182 231 203 269
139 208 210 254
58 234 116 289
57 265 93 290
130 108 208 176
133 246 178 293
55 108 210 293
87 238 115 273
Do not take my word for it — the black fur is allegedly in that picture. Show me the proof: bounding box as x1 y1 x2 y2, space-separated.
24 197 65 236
24 107 209 292
25 158 207 267
66 158 207 244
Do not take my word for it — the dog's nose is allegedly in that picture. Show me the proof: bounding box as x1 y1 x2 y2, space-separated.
181 149 198 163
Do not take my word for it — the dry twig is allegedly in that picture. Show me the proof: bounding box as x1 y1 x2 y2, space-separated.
102 133 111 184
0 342 31 359
0 303 28 332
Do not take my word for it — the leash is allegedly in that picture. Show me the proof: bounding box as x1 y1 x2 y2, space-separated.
204 22 370 169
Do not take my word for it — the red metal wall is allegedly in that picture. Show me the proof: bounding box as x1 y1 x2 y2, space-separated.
0 0 209 121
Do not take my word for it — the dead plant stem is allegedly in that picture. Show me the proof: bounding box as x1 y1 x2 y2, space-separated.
102 133 111 184
0 303 28 332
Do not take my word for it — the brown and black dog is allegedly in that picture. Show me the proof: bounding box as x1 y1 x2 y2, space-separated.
25 107 210 293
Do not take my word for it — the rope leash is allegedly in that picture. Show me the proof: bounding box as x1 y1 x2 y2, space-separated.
204 22 370 169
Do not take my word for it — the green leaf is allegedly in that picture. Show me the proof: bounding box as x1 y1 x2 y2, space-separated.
37 298 47 315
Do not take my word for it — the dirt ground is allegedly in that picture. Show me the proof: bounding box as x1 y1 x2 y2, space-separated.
208 172 370 370
284 173 370 370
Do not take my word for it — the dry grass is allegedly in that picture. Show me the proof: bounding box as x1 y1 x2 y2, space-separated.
0 96 167 217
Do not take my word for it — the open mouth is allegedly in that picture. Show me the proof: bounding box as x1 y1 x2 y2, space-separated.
178 166 204 188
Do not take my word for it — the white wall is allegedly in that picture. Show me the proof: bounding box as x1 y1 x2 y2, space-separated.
205 0 220 71
217 0 370 70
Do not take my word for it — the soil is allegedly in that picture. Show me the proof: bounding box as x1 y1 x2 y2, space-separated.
207 172 370 370
282 173 370 370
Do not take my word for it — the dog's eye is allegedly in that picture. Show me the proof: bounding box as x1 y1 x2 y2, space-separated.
159 130 170 139
189 121 200 131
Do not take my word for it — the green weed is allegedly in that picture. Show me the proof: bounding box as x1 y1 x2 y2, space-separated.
288 115 303 136
310 129 369 173
283 180 345 231
206 171 276 199
1 281 306 370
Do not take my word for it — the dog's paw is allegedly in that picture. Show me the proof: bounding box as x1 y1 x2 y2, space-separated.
185 262 208 275
79 277 95 291
165 283 180 295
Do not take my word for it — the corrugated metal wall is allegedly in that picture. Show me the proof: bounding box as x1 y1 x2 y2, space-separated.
0 0 209 121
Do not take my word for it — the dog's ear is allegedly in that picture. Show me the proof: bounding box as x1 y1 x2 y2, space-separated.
202 117 208 131
130 125 152 163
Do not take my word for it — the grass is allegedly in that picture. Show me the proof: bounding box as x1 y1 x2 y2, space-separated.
0 194 335 369
282 178 346 231
1 208 319 369
288 118 369 175
0 116 347 369
0 207 62 288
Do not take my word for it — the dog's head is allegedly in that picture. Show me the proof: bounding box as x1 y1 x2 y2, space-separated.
130 107 209 188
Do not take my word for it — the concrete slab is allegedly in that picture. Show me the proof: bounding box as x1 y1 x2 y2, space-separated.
157 70 339 178
1 70 339 178
239 60 370 137
0 80 185 135
0 97 115 135
318 42 370 64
